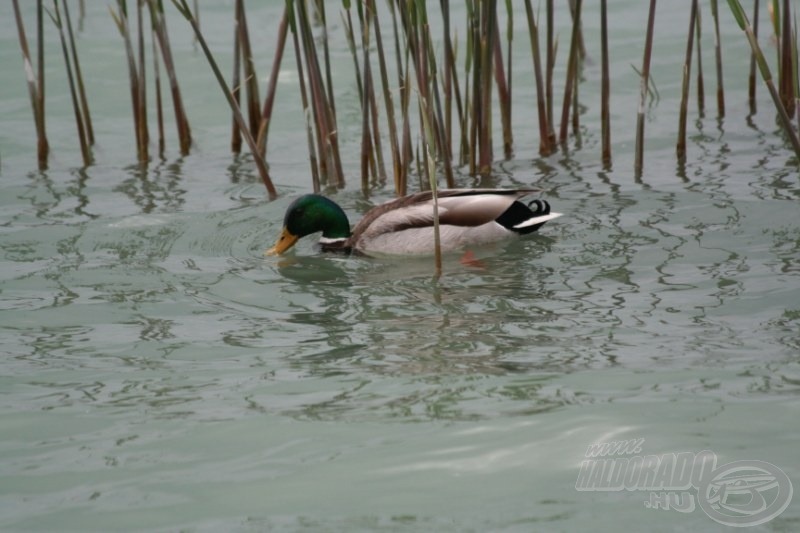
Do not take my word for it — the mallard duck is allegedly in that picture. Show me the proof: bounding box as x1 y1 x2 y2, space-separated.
266 188 562 256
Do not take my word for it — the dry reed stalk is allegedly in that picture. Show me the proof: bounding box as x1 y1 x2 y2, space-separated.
635 0 657 178
400 1 452 185
12 0 49 169
571 44 581 142
678 0 699 161
296 0 344 188
256 7 288 159
482 0 497 174
388 1 413 195
296 2 330 184
171 0 277 198
728 0 800 159
400 57 413 196
135 0 147 159
358 1 373 192
711 0 726 117
600 0 611 166
371 0 402 196
441 0 453 165
314 1 338 130
474 0 496 176
779 0 795 116
50 0 92 166
361 1 387 186
466 1 478 175
494 11 512 158
794 18 799 125
748 0 760 113
524 0 552 156
192 0 199 46
559 0 581 143
110 0 145 161
150 0 192 156
770 0 780 65
230 5 242 154
413 18 444 271
63 0 93 146
236 0 261 140
37 0 48 166
419 93 442 276
152 27 165 158
388 0 405 91
695 4 705 116
505 0 513 147
436 6 468 167
342 5 362 101
545 0 556 146
420 6 455 187
447 44 469 167
568 0 588 62
288 5 320 193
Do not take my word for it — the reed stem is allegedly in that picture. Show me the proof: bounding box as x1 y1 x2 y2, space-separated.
152 27 165 158
342 5 362 102
363 1 387 185
51 0 92 166
135 0 148 160
359 1 372 193
422 6 455 187
678 0 698 161
494 14 512 158
635 0 657 178
559 0 581 143
711 0 726 117
696 4 705 116
728 0 800 159
524 0 551 156
545 0 556 147
794 17 799 126
235 0 261 139
256 7 288 159
372 0 402 196
171 0 277 198
64 0 93 146
150 0 192 156
315 1 338 133
230 3 242 154
779 0 795 116
419 93 442 276
110 0 144 161
441 0 453 166
296 0 344 187
289 4 320 193
748 0 760 113
12 0 49 169
600 0 611 166
37 0 48 167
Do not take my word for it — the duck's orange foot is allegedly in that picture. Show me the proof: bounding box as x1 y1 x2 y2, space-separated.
460 249 486 269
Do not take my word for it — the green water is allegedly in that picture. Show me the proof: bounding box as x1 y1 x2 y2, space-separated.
1 2 798 532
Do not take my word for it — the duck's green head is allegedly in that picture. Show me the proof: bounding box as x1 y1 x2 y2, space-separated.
266 194 351 255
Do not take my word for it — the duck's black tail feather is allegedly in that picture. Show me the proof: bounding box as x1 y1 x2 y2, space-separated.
496 199 553 235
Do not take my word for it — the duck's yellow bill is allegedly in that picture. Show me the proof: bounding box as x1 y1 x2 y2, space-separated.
265 227 299 256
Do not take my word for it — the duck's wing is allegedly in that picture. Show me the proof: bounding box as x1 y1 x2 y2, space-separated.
436 191 536 226
350 189 544 243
